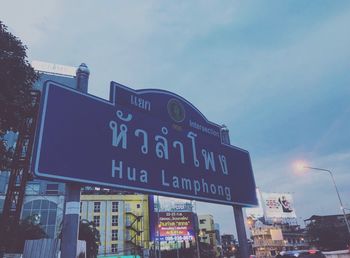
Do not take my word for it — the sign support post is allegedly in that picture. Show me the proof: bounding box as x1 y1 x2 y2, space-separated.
61 183 81 258
61 63 90 258
157 195 162 258
233 206 249 257
221 126 249 258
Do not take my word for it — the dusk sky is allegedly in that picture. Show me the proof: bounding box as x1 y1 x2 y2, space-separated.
2 1 350 235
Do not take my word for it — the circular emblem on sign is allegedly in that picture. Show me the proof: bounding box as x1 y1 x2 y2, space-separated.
167 99 185 123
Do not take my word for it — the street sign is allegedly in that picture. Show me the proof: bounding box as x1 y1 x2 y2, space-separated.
32 81 257 206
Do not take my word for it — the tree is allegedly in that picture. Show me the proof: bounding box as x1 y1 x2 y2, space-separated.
79 219 100 258
306 219 349 251
198 242 216 258
0 20 38 170
0 215 47 253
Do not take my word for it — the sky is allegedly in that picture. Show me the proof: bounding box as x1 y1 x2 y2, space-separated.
1 0 350 236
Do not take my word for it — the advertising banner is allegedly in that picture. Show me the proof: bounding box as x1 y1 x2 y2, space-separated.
155 212 195 242
154 196 193 212
261 192 297 219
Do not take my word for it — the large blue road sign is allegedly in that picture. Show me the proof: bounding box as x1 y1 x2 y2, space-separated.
32 81 257 206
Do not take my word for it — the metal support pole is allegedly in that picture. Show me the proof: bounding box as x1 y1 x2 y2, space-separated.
221 125 250 258
192 201 201 258
176 240 179 258
61 183 81 258
233 206 249 258
304 166 350 235
330 173 350 235
61 63 90 258
157 195 162 258
196 237 201 258
195 233 201 258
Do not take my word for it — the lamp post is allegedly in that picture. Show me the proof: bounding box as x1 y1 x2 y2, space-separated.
303 166 350 235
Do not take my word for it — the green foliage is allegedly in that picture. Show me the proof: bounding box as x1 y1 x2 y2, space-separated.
0 20 38 170
79 219 100 258
0 215 47 253
198 242 216 258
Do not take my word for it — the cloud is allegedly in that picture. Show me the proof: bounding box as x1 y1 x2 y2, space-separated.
0 0 60 47
254 149 350 219
1 0 350 236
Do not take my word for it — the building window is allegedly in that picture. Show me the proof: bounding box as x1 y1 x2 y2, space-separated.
94 202 101 212
80 202 82 213
112 215 118 226
94 215 100 227
112 202 118 212
111 243 117 253
46 184 59 195
112 229 118 241
136 204 141 209
25 183 40 195
22 200 57 238
200 219 206 224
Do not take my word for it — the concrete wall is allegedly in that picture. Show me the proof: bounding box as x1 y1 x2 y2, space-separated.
324 250 350 258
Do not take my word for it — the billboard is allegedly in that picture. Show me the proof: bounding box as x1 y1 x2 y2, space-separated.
32 81 257 206
154 196 193 212
261 192 296 219
31 60 76 77
155 212 195 243
149 196 195 246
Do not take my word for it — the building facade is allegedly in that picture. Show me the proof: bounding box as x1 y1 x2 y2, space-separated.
22 181 65 238
198 214 217 246
304 214 350 250
246 189 308 257
0 61 79 239
280 224 307 251
251 225 285 258
80 193 150 256
20 61 78 238
250 223 308 258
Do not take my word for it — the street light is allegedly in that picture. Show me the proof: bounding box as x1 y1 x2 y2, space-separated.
301 165 350 235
